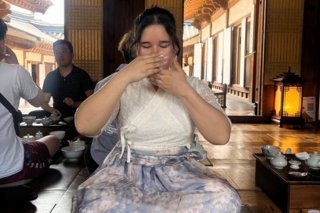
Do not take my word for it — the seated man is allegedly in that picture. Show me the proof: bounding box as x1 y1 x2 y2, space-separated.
29 40 94 118
0 18 60 203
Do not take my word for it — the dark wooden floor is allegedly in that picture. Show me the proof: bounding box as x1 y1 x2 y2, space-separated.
3 123 320 213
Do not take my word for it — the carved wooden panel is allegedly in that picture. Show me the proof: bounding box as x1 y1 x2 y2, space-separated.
264 0 304 85
65 0 103 81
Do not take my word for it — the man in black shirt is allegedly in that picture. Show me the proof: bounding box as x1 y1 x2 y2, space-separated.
29 40 94 118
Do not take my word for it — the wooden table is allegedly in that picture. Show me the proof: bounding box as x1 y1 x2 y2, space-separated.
253 153 320 213
19 122 77 140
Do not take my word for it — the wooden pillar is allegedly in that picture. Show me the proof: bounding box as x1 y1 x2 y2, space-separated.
103 0 145 78
261 0 305 116
65 0 103 82
301 0 320 122
145 0 184 65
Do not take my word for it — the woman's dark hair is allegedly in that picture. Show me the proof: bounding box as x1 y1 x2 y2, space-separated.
118 31 135 63
0 18 8 40
129 6 181 60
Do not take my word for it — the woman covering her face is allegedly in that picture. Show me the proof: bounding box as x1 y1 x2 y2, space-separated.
73 6 241 213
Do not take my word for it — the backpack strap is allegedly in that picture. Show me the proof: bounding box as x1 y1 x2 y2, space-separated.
0 93 16 115
0 93 22 136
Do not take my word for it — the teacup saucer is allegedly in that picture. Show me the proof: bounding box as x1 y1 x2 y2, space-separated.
289 160 301 165
290 164 300 169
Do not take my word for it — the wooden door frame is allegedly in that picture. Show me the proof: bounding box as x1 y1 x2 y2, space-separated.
255 0 267 116
26 60 40 86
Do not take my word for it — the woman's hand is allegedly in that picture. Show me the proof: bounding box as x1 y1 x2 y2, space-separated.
148 57 190 97
118 53 165 84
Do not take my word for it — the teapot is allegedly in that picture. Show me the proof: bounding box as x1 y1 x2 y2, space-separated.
41 116 51 126
35 131 43 140
49 113 60 124
188 134 207 161
305 151 320 170
270 152 287 169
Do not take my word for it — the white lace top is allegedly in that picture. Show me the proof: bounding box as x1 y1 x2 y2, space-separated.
101 76 231 162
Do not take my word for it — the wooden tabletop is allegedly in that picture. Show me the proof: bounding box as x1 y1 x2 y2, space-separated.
19 122 76 140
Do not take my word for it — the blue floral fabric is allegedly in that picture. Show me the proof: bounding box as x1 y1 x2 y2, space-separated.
72 144 241 213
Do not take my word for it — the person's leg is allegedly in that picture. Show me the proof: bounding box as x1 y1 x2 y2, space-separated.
0 137 60 204
37 135 60 157
28 110 50 118
0 138 59 185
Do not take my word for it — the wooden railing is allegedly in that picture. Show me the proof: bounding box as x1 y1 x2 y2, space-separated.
212 84 227 108
202 80 227 108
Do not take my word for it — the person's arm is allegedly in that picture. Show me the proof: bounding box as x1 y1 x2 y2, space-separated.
63 89 94 108
17 66 45 108
41 93 62 116
28 88 44 107
75 53 164 136
149 58 230 145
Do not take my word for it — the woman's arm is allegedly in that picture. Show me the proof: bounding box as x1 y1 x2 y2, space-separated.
75 53 164 136
179 85 231 145
149 58 230 145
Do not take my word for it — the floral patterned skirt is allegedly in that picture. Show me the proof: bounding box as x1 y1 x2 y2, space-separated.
72 144 241 213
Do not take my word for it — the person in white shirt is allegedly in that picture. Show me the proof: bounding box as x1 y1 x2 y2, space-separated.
0 18 60 203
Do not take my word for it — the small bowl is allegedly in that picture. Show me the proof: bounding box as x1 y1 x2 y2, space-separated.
50 118 60 124
23 116 36 125
63 116 74 124
35 118 42 123
261 145 281 159
21 134 35 143
49 131 66 140
61 146 85 159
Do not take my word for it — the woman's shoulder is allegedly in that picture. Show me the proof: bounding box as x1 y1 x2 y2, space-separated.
185 75 206 88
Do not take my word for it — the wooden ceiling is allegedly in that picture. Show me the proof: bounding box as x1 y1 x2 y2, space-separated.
184 0 229 28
